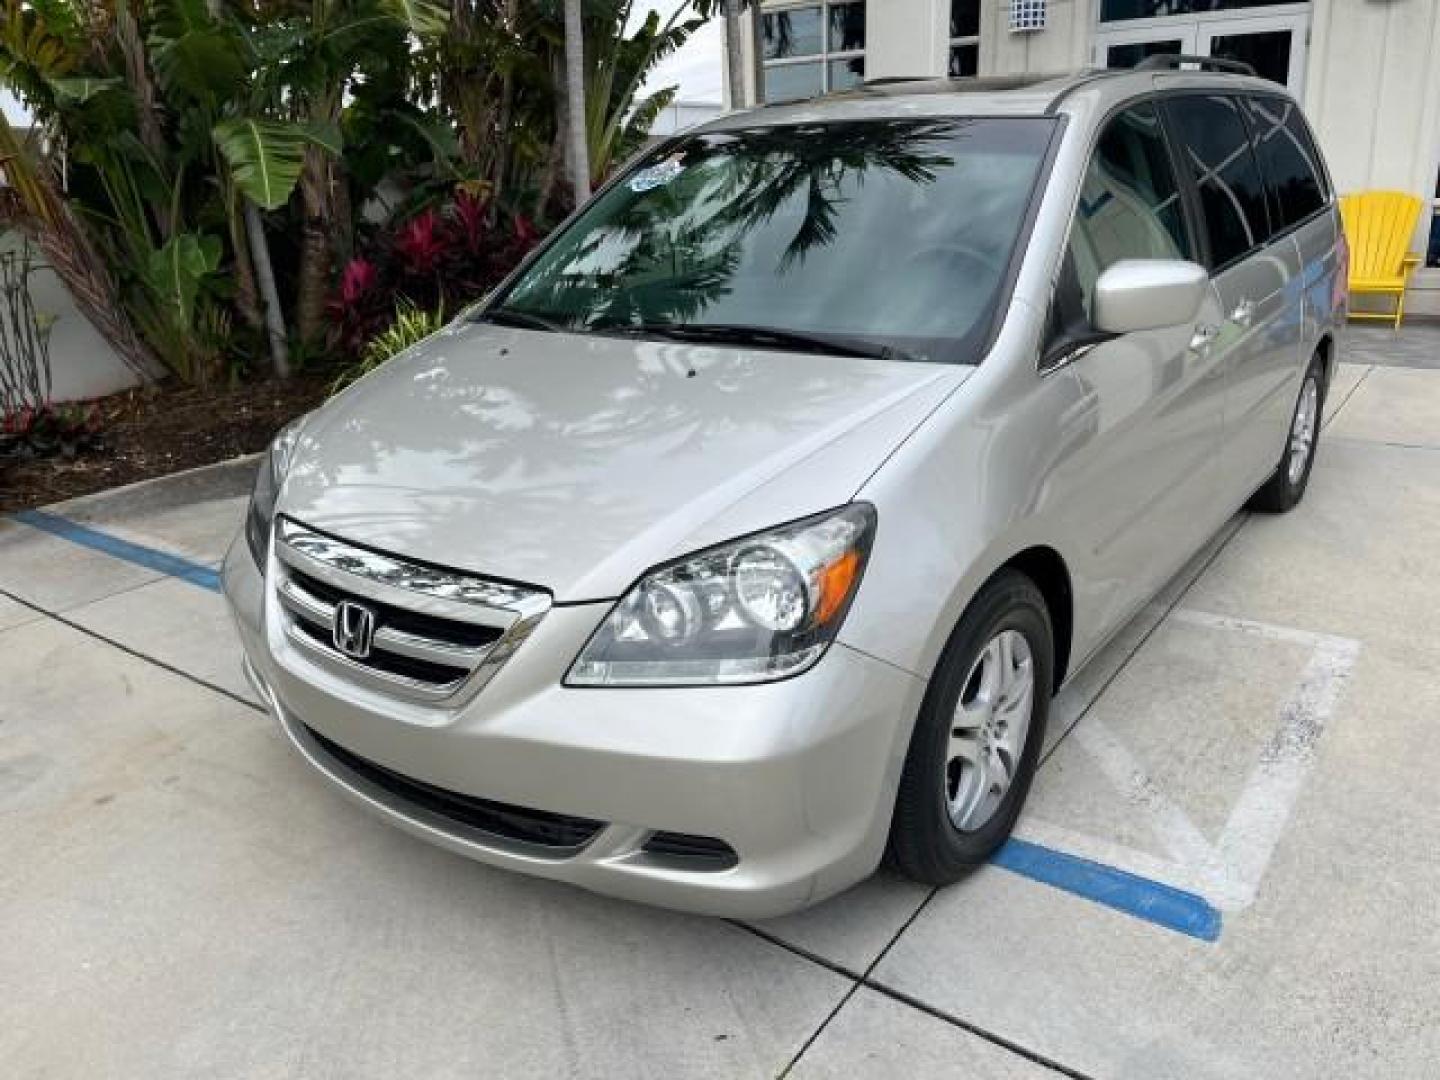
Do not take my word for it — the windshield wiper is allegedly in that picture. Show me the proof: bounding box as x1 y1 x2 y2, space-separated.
482 307 567 333
594 322 915 362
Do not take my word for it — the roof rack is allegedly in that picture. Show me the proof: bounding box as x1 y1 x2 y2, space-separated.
860 76 932 87
1134 54 1257 76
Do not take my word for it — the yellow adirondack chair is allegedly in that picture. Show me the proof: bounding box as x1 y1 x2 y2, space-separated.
1339 191 1425 328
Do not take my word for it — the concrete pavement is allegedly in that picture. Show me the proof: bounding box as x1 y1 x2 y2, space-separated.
2 350 1438 1078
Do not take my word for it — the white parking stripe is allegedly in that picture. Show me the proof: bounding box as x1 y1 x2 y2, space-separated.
1016 608 1361 914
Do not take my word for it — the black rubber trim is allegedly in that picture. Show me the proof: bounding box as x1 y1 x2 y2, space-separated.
303 724 606 851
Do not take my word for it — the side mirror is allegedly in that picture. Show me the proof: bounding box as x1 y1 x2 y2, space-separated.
1093 259 1208 335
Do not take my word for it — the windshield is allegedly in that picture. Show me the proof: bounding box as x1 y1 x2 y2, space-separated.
489 117 1057 365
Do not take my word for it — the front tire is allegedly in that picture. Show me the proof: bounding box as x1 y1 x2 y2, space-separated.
1247 355 1324 513
888 571 1053 885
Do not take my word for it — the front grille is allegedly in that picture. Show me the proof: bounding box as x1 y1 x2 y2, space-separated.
642 832 739 870
271 518 550 703
306 724 606 851
291 617 470 684
289 569 503 650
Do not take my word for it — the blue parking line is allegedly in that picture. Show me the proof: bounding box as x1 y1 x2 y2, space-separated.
992 837 1222 942
11 509 222 593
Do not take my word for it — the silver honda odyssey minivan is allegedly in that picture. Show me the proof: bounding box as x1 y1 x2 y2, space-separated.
225 63 1346 917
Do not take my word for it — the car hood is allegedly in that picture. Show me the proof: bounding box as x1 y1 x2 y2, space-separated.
280 322 969 600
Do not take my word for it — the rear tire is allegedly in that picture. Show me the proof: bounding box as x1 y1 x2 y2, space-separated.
888 571 1053 886
1247 355 1324 513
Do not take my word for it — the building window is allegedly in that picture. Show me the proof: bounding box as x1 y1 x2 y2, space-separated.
950 0 980 77
1429 166 1440 269
762 2 865 104
1100 0 1299 21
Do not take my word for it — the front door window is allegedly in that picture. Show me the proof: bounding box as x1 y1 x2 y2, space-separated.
1052 102 1195 333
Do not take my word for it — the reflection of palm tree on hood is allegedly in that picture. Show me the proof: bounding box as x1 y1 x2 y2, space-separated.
278 322 966 598
515 186 744 328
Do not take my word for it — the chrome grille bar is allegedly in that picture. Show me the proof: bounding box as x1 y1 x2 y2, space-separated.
271 517 551 704
277 576 492 667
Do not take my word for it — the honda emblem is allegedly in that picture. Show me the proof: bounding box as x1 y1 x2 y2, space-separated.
332 600 377 659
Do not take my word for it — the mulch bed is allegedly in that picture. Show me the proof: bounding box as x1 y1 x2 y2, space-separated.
0 375 332 514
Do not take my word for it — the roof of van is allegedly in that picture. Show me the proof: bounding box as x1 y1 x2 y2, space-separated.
693 67 1290 132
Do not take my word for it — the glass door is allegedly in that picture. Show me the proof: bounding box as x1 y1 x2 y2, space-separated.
1198 13 1309 96
1094 10 1309 96
1094 25 1198 72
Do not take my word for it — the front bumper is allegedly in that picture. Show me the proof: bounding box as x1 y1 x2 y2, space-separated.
223 537 925 918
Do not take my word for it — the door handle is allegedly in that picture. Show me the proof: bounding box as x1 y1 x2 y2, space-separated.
1231 298 1256 328
1189 323 1220 354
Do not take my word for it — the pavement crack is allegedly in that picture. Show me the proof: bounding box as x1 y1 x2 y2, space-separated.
736 886 1092 1079
1320 362 1373 433
0 587 263 715
726 921 866 984
857 976 1099 1080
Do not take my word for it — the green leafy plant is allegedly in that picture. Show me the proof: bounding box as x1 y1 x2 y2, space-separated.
333 299 445 393
213 119 343 212
584 0 706 185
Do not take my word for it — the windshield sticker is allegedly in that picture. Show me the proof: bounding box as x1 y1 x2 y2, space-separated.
628 154 687 193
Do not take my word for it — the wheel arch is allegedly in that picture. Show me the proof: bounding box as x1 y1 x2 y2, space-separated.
1314 332 1336 394
995 545 1074 693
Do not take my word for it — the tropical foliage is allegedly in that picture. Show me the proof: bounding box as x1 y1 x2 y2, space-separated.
331 298 445 393
0 0 706 389
331 190 540 355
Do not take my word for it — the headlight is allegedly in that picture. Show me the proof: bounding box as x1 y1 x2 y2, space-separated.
245 417 305 569
566 504 876 687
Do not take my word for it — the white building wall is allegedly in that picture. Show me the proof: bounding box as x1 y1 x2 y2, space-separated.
2 91 139 403
981 0 1093 73
0 234 140 404
865 0 948 81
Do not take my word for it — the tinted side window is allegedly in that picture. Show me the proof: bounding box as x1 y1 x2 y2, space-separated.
1067 102 1194 319
1243 96 1328 230
1166 95 1271 268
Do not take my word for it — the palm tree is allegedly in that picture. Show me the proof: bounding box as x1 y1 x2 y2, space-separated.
564 0 592 204
724 1 743 107
583 0 707 184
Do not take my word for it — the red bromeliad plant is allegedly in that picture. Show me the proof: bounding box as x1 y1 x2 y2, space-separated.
394 210 447 277
451 192 488 257
1 401 104 460
328 191 543 364
326 257 387 357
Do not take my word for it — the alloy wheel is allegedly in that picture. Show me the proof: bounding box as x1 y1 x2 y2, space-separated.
1287 375 1320 485
945 629 1034 832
